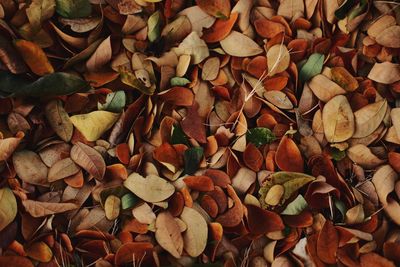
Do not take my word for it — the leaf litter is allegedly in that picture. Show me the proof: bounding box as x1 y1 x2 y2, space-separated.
0 0 400 266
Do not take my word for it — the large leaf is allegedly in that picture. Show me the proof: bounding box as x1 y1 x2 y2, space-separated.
0 72 90 98
299 53 324 83
0 36 27 74
55 0 91 19
45 100 73 142
180 207 208 257
155 211 184 258
0 188 17 231
12 150 49 186
26 0 56 31
22 199 78 218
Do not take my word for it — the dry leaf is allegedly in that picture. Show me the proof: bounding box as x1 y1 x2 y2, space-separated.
13 150 49 186
368 62 400 84
48 157 80 182
180 207 208 257
353 100 387 138
71 142 106 180
220 31 263 57
22 200 78 218
155 211 184 258
267 44 290 76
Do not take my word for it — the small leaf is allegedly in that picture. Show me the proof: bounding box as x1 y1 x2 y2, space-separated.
196 0 231 18
121 193 138 210
14 39 54 76
120 70 156 95
26 242 53 263
0 36 28 74
330 147 346 161
26 0 56 31
299 53 324 83
70 111 120 141
45 100 73 142
220 31 263 57
173 32 209 64
0 72 90 98
267 44 290 76
246 127 276 147
98 91 126 113
148 11 161 42
86 36 112 72
13 150 49 186
0 188 17 231
170 77 190 86
184 147 204 175
56 0 91 18
104 195 121 220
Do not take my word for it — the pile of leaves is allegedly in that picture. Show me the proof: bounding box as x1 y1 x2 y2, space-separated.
0 0 400 266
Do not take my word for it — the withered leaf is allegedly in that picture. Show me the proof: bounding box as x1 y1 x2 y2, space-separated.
45 100 73 142
155 211 184 258
22 200 78 218
70 142 106 180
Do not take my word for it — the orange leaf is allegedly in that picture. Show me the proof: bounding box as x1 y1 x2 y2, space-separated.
207 186 228 214
246 56 267 79
275 135 304 172
388 152 400 173
14 39 54 76
153 142 181 170
184 175 214 191
181 103 207 143
216 185 244 227
196 0 231 18
168 191 185 216
201 194 219 218
105 164 128 181
243 143 263 172
204 169 231 188
263 76 289 91
114 242 155 266
158 87 194 106
317 220 338 264
203 12 238 43
360 252 396 267
254 18 285 38
116 143 130 165
0 256 34 267
64 170 84 188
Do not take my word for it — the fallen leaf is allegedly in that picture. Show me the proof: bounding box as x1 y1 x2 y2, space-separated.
353 100 387 138
26 0 56 31
70 142 106 180
246 127 276 147
299 53 324 83
14 39 54 76
173 32 209 64
45 100 73 142
308 74 346 102
220 31 263 57
148 11 161 42
278 0 304 20
26 242 52 263
55 0 91 18
275 135 304 173
180 207 208 257
155 211 184 258
104 195 120 220
13 150 49 186
70 111 120 141
48 157 80 182
86 36 112 72
322 95 355 142
368 62 400 84
202 12 238 43
0 187 17 231
246 204 284 235
267 44 290 76
22 200 78 218
124 173 175 203
196 0 231 18
376 25 400 48
347 144 385 169
317 220 338 264
0 131 24 161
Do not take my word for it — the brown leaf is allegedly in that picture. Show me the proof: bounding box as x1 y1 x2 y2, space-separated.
0 131 24 161
158 87 194 106
180 207 208 257
317 220 338 264
0 36 27 74
196 0 231 18
0 256 34 267
184 175 214 191
216 185 244 227
22 199 78 218
48 157 80 182
14 39 54 76
360 252 396 267
181 102 207 143
202 12 238 43
45 100 73 142
246 204 284 235
70 142 106 180
155 211 184 258
243 143 263 171
13 150 48 186
368 62 400 84
275 135 304 173
86 36 112 72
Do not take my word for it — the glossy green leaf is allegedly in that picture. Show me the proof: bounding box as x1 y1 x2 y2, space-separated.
184 147 204 175
98 91 126 113
246 127 276 147
121 193 138 210
0 188 17 231
299 53 324 83
148 11 161 42
56 0 91 19
170 77 190 86
171 125 189 146
0 72 90 98
281 195 308 215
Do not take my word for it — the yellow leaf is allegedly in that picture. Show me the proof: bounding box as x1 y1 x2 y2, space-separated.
70 111 120 141
0 187 17 231
104 195 121 220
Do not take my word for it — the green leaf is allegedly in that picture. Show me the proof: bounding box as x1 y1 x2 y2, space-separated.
148 11 161 42
299 53 324 83
184 147 204 175
331 147 346 161
334 198 347 220
0 187 17 231
98 91 126 113
335 0 356 20
121 193 138 210
348 0 368 20
171 125 190 146
259 172 315 209
0 72 90 98
56 0 91 19
120 70 156 95
170 77 190 86
246 127 276 147
281 195 308 215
